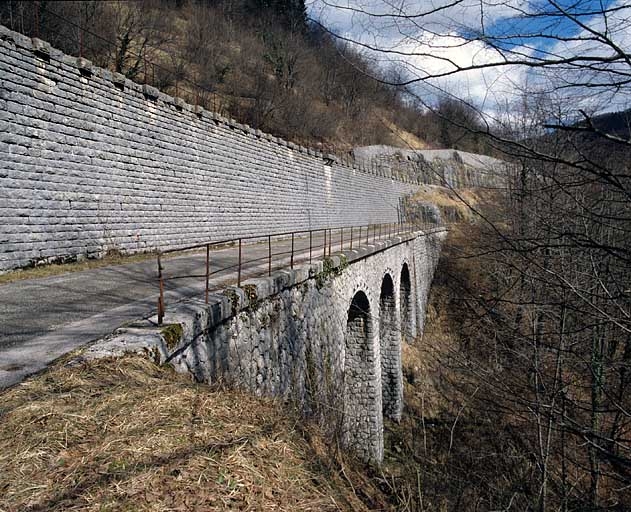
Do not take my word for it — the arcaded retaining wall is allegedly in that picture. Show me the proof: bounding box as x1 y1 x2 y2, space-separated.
0 25 423 272
85 228 446 462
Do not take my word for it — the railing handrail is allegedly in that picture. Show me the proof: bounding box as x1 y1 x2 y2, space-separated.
158 223 403 256
156 221 439 324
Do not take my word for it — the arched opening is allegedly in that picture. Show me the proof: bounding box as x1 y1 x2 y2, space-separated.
400 263 413 340
380 274 403 420
344 291 383 461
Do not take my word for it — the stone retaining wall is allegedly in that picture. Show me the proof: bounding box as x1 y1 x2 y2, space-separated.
0 25 420 272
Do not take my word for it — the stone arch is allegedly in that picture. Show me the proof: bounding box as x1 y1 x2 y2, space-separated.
400 262 413 340
379 273 403 420
343 290 383 462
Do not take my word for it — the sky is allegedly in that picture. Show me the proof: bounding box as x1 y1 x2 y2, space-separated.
306 0 631 122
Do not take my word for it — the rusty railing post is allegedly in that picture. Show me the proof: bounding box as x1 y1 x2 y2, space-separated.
157 253 164 326
238 238 242 286
205 243 210 304
290 232 295 269
268 234 272 276
323 229 327 259
309 230 313 263
328 228 332 256
350 226 353 250
340 227 343 252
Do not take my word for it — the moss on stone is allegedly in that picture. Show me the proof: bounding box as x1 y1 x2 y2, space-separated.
160 323 183 351
242 284 261 310
315 256 349 289
223 289 240 316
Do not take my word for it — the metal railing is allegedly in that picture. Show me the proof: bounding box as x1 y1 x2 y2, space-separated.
156 221 426 324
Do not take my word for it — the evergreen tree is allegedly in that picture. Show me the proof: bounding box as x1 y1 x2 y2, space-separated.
246 0 307 32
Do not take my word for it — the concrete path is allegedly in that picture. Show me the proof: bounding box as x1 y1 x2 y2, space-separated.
0 231 357 389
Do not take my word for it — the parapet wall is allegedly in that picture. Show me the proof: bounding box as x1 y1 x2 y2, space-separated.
0 25 421 272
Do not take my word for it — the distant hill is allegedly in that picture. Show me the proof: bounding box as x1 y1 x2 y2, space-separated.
587 109 631 139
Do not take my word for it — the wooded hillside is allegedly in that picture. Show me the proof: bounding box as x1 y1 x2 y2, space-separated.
0 0 490 153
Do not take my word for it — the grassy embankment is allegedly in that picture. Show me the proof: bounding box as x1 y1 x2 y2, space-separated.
0 355 392 511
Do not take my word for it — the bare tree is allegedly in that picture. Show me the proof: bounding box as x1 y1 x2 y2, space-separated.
310 1 631 509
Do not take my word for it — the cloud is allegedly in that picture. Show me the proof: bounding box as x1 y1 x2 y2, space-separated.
307 2 529 99
308 0 521 37
308 1 531 116
540 0 631 114
384 34 528 117
308 0 631 119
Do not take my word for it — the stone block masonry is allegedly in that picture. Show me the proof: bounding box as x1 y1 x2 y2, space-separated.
83 228 446 462
0 25 421 273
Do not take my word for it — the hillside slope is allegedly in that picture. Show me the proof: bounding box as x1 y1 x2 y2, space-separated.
0 0 430 152
0 355 391 511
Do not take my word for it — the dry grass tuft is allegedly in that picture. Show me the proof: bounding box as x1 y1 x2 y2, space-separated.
0 356 386 511
379 117 429 150
412 186 490 222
